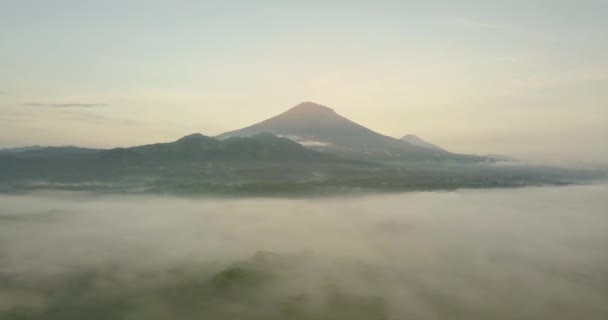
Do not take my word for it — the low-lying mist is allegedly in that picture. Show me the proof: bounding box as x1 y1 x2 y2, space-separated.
1 185 607 319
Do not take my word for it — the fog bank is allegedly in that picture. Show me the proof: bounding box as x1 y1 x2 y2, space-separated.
1 185 607 319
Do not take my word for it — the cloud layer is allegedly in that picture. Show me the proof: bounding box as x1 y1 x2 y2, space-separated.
0 185 607 319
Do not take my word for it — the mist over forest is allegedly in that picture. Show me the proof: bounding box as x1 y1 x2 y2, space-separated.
1 185 607 320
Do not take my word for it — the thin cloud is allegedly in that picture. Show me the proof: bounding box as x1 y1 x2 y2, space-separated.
24 103 107 108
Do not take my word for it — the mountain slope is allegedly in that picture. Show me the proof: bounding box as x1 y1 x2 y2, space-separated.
400 135 445 151
217 102 480 162
125 132 331 162
0 146 45 153
0 132 600 196
0 146 100 157
0 133 358 183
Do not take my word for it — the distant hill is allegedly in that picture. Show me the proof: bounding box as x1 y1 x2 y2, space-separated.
0 146 100 157
0 146 45 153
0 132 361 184
217 102 482 162
400 135 445 151
122 132 334 163
0 131 600 196
0 133 339 171
15 146 101 157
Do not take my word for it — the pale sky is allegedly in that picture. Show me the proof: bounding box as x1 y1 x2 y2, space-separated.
1 0 607 162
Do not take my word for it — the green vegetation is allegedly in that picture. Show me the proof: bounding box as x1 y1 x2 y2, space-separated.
0 252 387 320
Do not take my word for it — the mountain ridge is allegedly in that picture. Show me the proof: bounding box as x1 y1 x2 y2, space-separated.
400 134 445 152
217 102 482 162
0 131 599 196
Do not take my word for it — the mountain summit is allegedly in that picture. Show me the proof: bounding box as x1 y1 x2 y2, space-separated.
286 101 337 115
225 101 348 131
216 101 372 149
217 102 478 161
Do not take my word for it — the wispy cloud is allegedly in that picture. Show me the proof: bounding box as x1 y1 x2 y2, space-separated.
24 102 107 108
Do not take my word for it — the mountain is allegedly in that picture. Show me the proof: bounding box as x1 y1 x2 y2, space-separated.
13 146 101 157
0 132 347 171
122 132 332 162
0 131 600 196
0 146 101 155
217 102 480 162
400 135 445 151
0 132 399 195
0 132 356 184
0 146 45 153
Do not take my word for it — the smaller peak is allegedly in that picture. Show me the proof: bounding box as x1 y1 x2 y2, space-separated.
177 133 209 142
288 101 335 114
401 134 419 140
